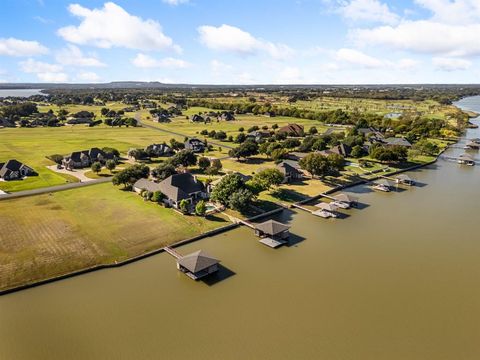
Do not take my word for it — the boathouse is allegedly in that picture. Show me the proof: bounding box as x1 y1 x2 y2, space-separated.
255 220 290 240
458 153 475 166
395 174 415 186
176 250 219 280
332 193 358 208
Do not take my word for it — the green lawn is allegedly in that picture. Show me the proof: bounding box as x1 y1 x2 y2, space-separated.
0 182 229 291
0 126 183 192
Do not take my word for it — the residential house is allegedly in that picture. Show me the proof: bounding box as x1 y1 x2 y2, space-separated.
153 114 171 123
384 137 412 148
330 143 352 157
191 114 205 123
286 152 309 161
145 143 174 157
133 178 162 193
159 173 208 209
185 138 205 153
62 147 116 169
277 123 304 137
246 130 271 142
276 160 302 183
220 111 235 121
0 159 36 180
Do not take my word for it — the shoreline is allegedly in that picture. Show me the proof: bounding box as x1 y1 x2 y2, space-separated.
0 102 472 296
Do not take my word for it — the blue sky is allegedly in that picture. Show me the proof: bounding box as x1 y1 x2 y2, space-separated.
0 0 479 84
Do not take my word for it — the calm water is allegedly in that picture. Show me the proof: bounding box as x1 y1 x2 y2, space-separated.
0 89 43 98
0 98 479 360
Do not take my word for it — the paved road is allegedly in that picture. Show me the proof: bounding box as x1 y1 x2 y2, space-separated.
135 113 235 150
0 177 111 201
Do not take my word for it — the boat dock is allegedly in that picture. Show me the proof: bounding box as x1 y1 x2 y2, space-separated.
163 246 182 259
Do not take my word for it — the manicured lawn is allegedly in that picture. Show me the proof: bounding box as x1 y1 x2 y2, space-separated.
0 126 183 192
221 155 276 176
0 182 229 291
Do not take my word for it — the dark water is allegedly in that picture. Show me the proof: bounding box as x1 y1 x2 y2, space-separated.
0 97 479 360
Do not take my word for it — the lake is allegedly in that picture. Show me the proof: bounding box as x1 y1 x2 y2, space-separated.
0 97 479 359
0 89 44 98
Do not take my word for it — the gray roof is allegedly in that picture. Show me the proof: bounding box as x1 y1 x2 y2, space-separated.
458 153 474 161
396 174 412 181
315 202 338 211
333 193 358 203
277 161 301 175
133 178 162 192
375 179 393 187
177 250 219 273
159 173 205 202
255 220 290 235
384 137 412 147
0 159 33 177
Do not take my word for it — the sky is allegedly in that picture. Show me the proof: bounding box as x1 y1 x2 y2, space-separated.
0 0 479 84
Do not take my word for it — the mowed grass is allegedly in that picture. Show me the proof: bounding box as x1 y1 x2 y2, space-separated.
0 126 183 192
0 182 229 291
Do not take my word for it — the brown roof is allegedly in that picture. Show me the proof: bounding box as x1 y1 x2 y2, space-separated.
277 123 304 136
177 250 219 273
333 193 358 203
255 220 290 235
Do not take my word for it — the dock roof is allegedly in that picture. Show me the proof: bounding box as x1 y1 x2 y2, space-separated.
333 193 358 203
458 153 474 161
315 202 338 212
396 174 412 181
255 220 290 236
177 250 219 273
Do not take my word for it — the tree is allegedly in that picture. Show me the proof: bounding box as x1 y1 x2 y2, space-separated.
308 126 318 135
152 191 165 203
91 162 102 174
170 138 185 150
214 130 227 140
206 158 222 175
195 200 207 216
170 149 197 167
112 164 150 188
351 145 364 158
151 162 176 181
299 153 330 178
252 168 284 191
282 138 301 149
106 159 116 173
102 147 120 157
128 148 148 161
198 156 211 170
210 174 244 205
229 188 254 212
235 132 246 143
179 199 189 214
228 141 259 160
412 139 438 156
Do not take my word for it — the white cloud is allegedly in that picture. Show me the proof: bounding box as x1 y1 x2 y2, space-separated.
198 24 294 60
132 53 190 68
338 0 399 24
414 0 480 25
335 48 385 68
76 71 101 82
210 59 233 75
56 44 106 67
277 66 303 84
0 38 48 56
162 0 189 5
19 58 68 82
37 72 69 82
352 21 480 57
433 57 471 71
58 2 180 52
331 48 419 70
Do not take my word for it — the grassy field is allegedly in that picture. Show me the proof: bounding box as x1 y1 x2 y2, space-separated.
37 102 128 117
0 126 183 192
0 182 229 291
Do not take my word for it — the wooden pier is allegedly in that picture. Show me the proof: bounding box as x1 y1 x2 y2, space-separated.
163 246 182 259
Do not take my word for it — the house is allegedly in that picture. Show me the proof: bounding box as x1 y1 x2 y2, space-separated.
185 138 205 153
191 114 205 123
0 159 36 180
384 112 403 119
286 152 309 161
330 143 352 157
153 114 171 123
177 250 219 280
384 137 412 148
220 111 235 121
66 118 93 125
133 178 162 194
277 123 304 137
254 220 290 240
358 128 384 141
145 143 174 157
0 118 15 128
159 173 208 209
62 147 116 169
276 160 302 183
246 130 271 142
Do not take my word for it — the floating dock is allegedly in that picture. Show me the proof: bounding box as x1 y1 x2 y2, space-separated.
259 237 287 248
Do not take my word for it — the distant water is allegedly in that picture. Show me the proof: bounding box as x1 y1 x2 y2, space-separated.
454 95 480 116
0 89 43 98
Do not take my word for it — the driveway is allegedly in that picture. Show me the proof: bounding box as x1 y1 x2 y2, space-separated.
46 165 96 182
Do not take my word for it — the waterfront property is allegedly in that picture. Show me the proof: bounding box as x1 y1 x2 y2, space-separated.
396 174 415 186
0 160 36 180
254 219 290 247
313 202 338 218
372 179 393 192
277 160 303 183
332 193 358 208
159 173 208 210
384 137 412 148
457 153 476 166
176 250 220 280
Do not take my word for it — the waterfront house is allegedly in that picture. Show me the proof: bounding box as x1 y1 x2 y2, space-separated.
277 123 304 137
177 250 220 280
457 153 475 166
133 178 162 194
254 220 290 240
395 174 415 186
0 159 36 180
276 160 302 183
185 138 205 153
159 173 207 209
330 143 352 157
384 137 412 148
372 179 393 192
